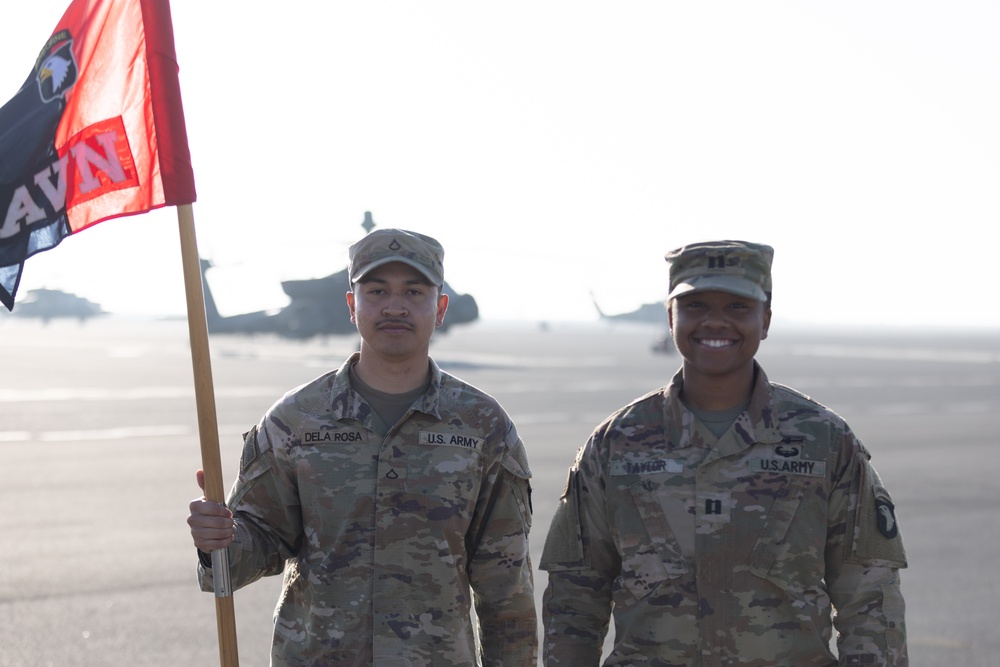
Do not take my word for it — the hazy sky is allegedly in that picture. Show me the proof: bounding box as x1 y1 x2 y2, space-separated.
3 1 998 329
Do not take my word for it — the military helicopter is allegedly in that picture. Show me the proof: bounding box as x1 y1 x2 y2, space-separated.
592 294 667 325
591 292 673 354
201 213 479 340
3 288 105 323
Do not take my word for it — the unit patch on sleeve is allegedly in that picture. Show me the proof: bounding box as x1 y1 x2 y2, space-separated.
240 429 258 472
875 496 899 539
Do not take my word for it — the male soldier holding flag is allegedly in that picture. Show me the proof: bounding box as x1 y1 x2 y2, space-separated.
188 229 537 666
540 240 907 665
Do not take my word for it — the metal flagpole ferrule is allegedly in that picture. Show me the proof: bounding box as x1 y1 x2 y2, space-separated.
212 548 234 598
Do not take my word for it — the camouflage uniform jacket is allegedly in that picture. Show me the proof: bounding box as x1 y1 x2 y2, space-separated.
540 363 907 666
198 354 537 666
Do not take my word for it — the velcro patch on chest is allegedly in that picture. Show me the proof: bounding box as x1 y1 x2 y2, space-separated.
419 430 484 450
749 457 827 477
610 459 684 476
301 428 368 444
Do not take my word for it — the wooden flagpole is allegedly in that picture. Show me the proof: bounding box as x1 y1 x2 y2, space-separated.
176 203 240 667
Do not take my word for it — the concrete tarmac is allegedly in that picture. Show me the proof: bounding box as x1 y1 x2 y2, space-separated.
1 317 997 666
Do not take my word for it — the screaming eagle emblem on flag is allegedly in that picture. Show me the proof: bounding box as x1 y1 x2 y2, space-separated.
0 0 196 311
37 36 78 103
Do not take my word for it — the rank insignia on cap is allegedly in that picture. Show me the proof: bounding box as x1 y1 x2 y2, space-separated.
875 498 898 538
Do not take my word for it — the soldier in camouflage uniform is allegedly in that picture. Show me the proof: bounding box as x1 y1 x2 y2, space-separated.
188 229 537 666
540 240 907 666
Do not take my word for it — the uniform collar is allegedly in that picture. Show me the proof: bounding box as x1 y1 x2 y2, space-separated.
330 353 446 425
663 361 783 458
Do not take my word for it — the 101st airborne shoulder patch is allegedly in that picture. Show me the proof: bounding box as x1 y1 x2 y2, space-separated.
852 459 907 567
875 495 899 539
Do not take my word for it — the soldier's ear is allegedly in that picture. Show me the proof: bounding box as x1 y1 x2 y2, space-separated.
346 291 356 323
436 293 449 327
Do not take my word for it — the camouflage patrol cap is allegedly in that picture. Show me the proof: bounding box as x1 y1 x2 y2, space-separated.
348 228 445 286
665 240 773 301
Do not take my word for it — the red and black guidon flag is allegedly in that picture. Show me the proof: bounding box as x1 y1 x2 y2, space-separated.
0 0 196 311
